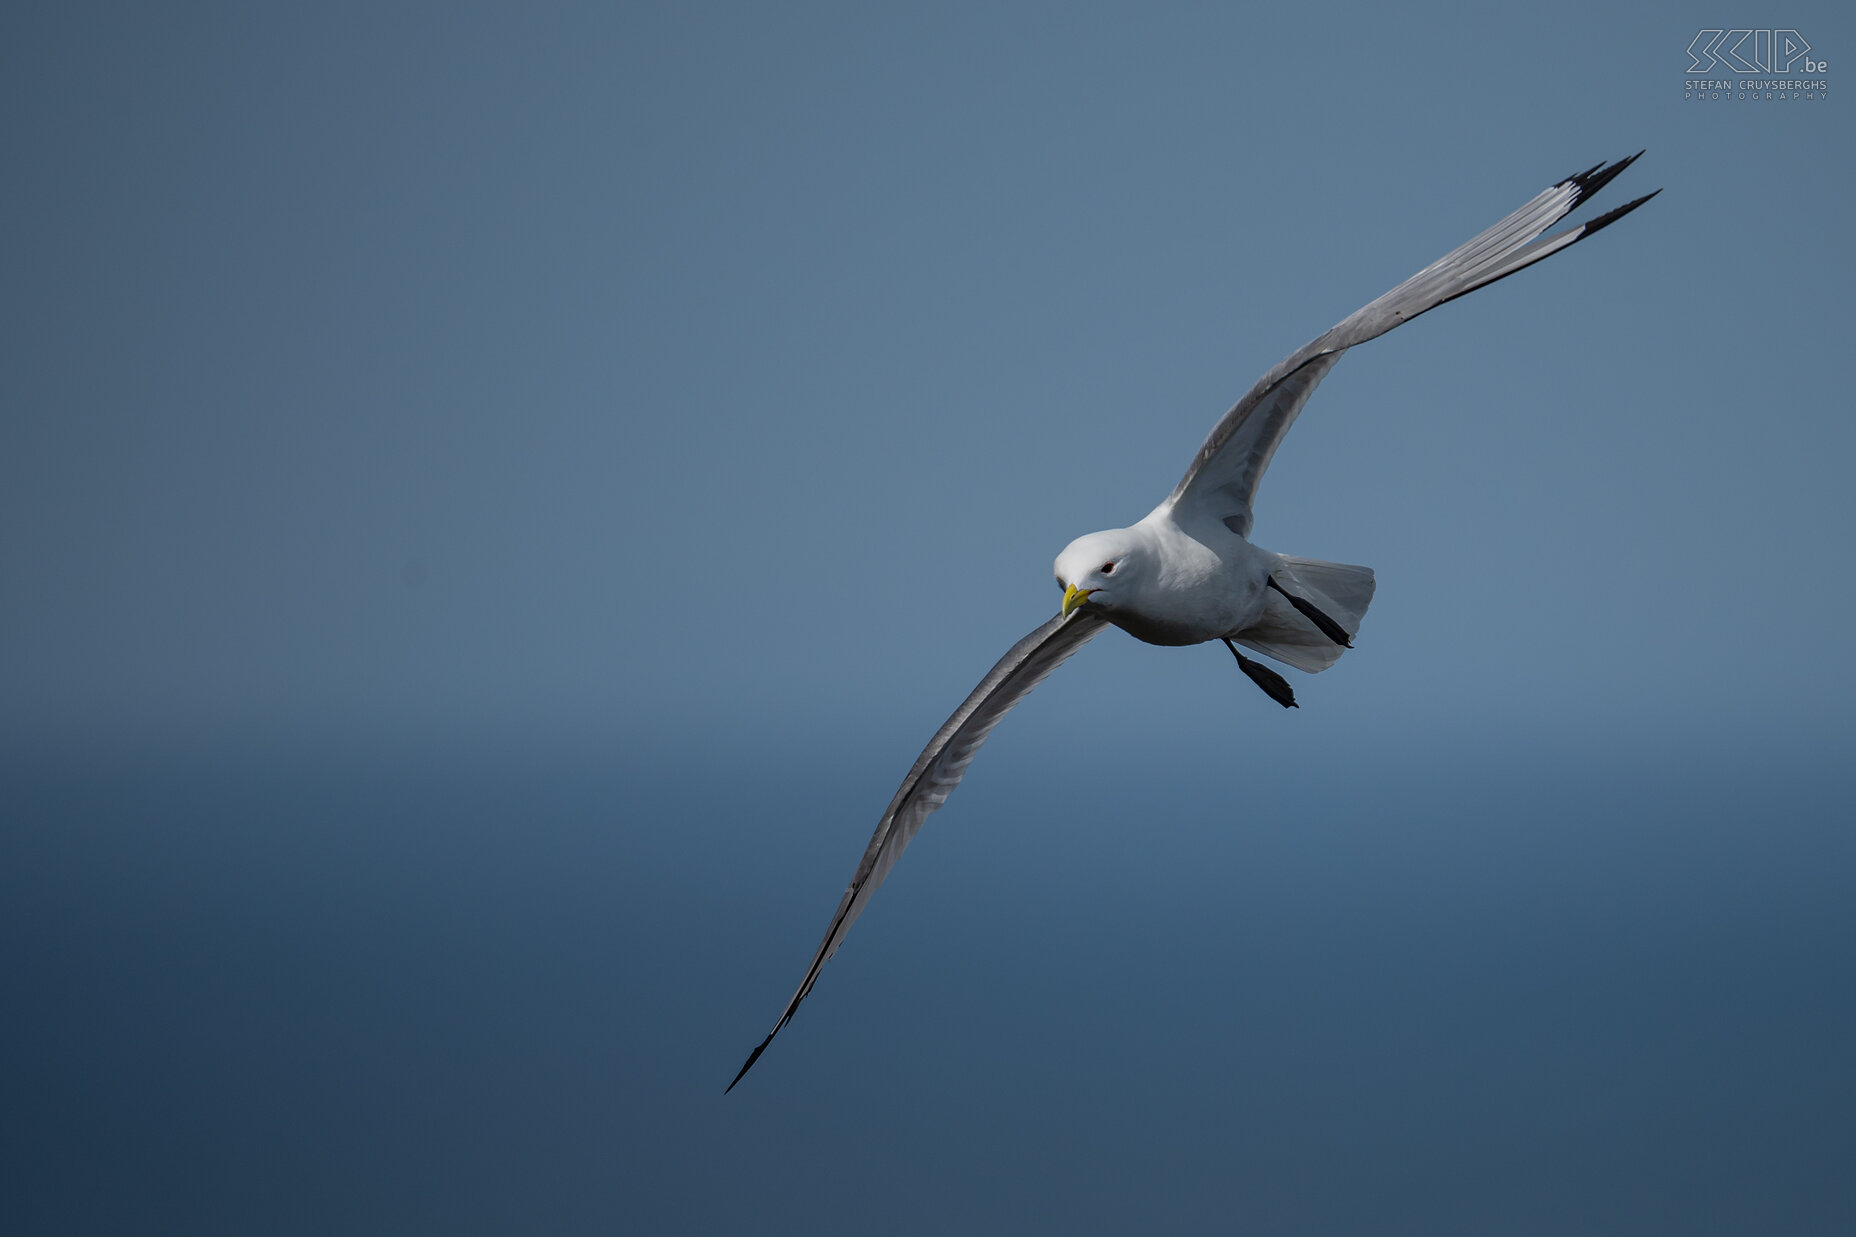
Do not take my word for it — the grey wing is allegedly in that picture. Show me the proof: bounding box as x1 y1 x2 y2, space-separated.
1169 153 1659 537
726 607 1110 1092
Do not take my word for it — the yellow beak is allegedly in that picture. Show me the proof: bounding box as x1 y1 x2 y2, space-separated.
1061 584 1096 617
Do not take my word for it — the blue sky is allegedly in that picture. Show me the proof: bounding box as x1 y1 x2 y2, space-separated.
3 3 1853 1233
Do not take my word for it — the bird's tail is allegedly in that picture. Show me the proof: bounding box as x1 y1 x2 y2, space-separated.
1232 555 1376 673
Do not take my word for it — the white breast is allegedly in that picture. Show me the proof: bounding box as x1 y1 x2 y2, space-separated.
1109 511 1272 647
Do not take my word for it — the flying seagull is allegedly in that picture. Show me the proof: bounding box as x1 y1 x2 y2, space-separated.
728 154 1658 1092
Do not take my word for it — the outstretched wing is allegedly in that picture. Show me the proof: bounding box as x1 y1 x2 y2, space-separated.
1169 153 1659 537
727 607 1110 1092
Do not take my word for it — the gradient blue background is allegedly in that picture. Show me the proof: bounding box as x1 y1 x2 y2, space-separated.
4 2 1853 1232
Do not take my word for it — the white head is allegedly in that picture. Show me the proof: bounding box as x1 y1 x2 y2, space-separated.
1053 528 1151 617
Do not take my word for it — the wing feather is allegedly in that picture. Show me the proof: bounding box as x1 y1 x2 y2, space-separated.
726 608 1109 1091
1169 154 1657 536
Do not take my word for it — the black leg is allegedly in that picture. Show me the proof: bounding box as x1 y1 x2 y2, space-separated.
1224 639 1297 709
1266 576 1352 648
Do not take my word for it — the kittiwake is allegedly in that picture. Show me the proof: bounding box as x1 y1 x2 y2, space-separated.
727 153 1659 1091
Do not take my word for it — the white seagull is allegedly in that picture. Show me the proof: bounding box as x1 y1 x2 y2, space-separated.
728 154 1658 1091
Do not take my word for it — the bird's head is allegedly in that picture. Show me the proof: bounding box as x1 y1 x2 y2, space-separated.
1054 529 1148 617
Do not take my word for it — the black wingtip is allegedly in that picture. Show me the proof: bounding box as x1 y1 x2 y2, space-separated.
1577 187 1662 238
1562 150 1644 208
1561 159 1605 186
725 1032 776 1094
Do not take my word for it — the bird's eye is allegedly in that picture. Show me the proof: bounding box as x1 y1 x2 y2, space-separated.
1101 562 1116 574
